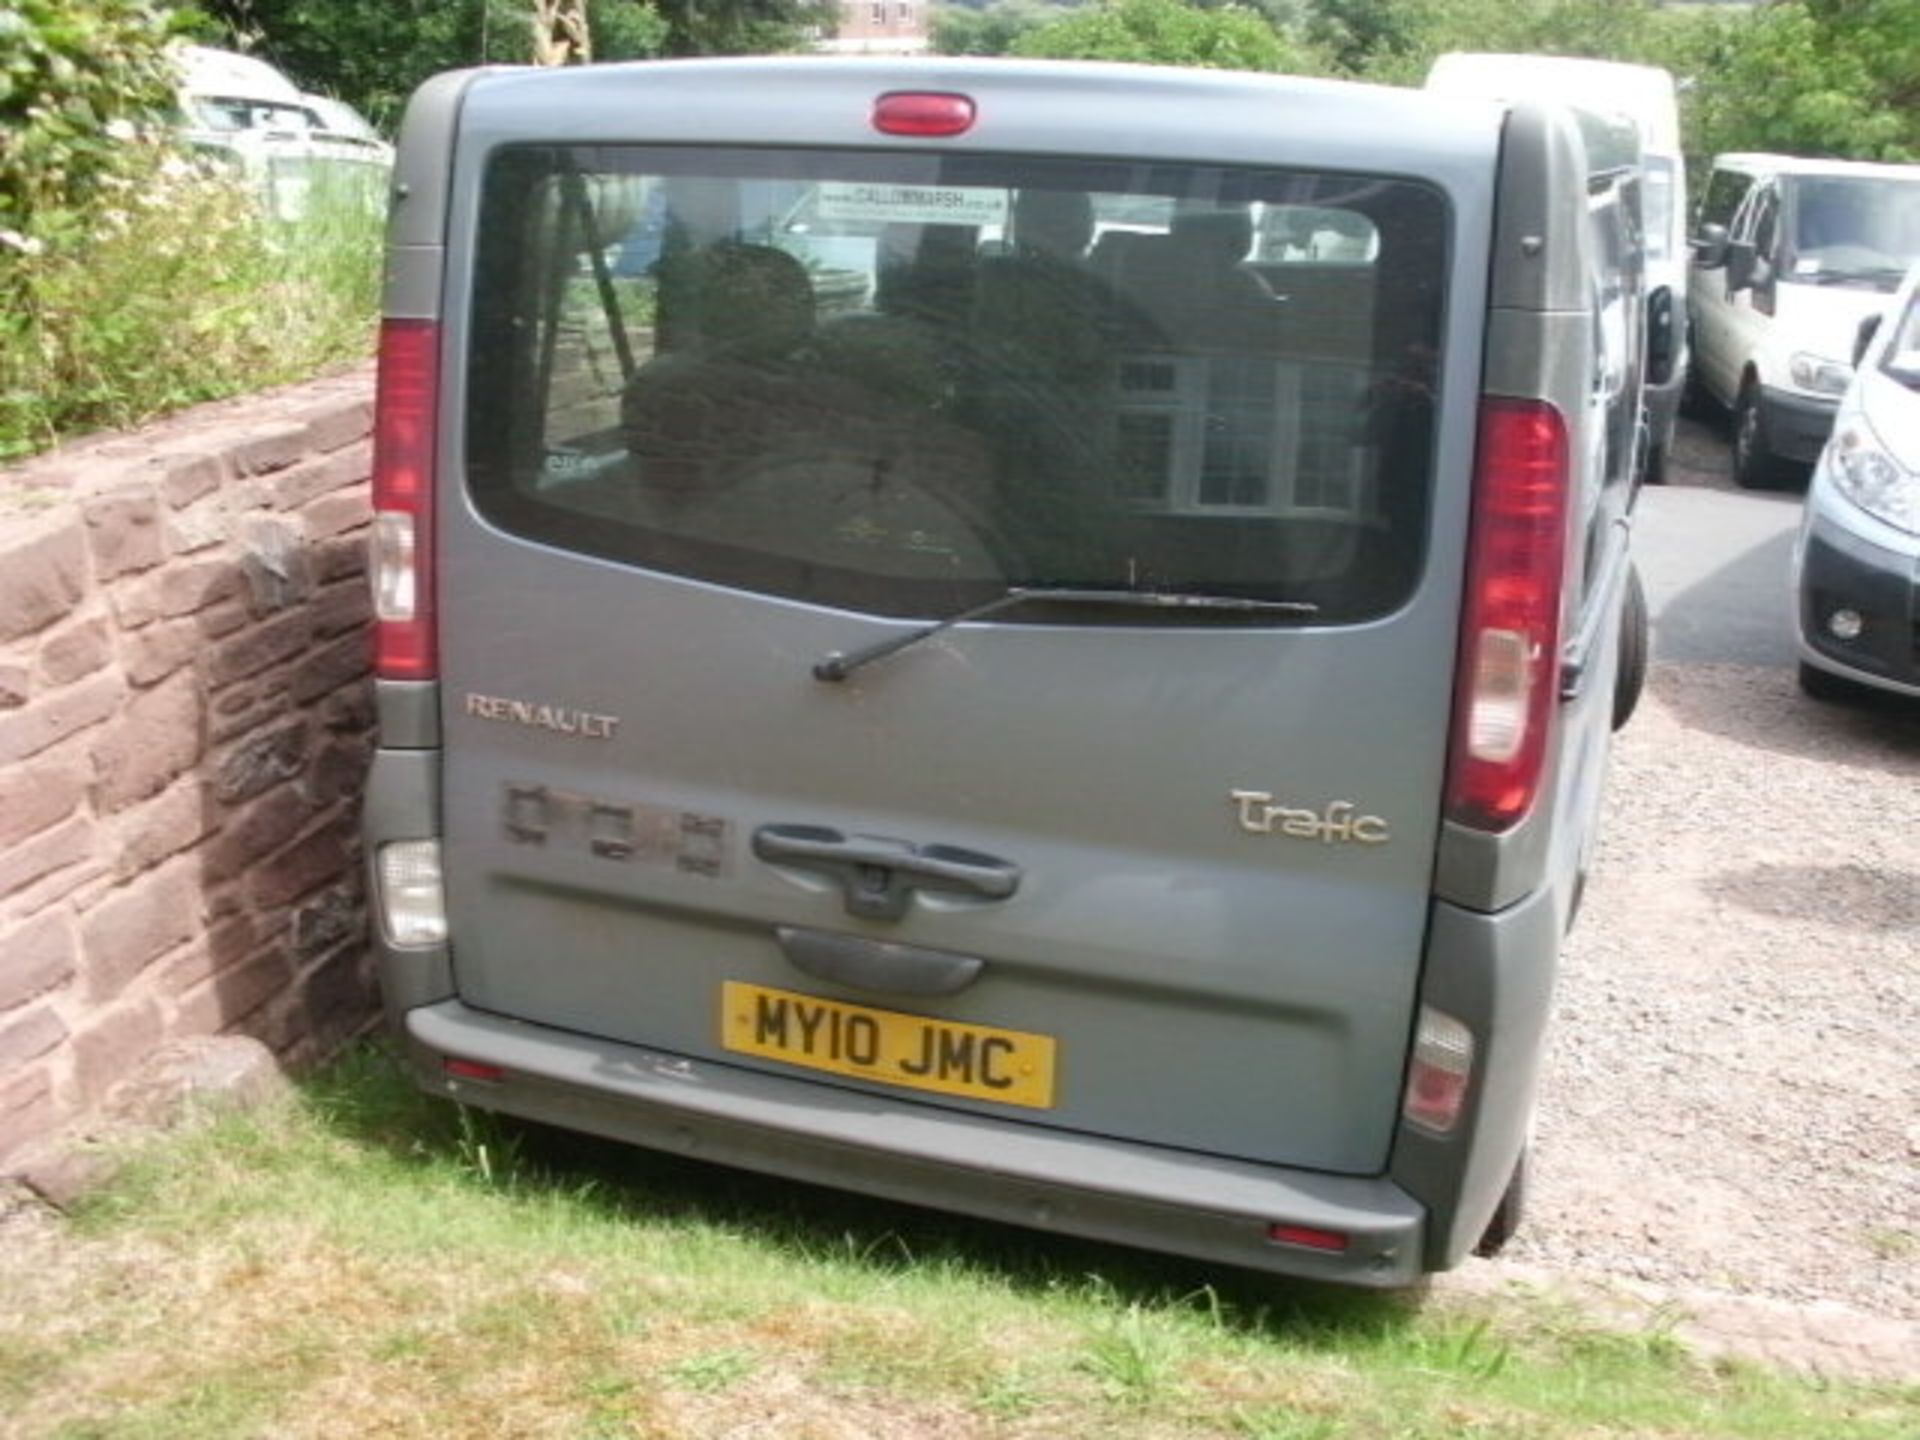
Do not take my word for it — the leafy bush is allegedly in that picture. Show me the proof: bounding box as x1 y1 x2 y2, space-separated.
0 143 382 458
0 0 183 231
1009 0 1317 72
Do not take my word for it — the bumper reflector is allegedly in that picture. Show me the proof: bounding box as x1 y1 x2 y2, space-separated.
444 1058 504 1082
1267 1223 1350 1252
377 838 447 946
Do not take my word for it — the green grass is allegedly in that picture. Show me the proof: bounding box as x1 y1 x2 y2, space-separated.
1 1045 1913 1439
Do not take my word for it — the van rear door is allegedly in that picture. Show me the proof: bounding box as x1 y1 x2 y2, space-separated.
436 81 1487 1177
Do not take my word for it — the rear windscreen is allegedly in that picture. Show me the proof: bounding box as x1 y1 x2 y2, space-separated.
465 146 1447 622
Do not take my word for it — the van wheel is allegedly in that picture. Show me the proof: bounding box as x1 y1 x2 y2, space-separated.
1474 1146 1528 1258
1612 564 1648 730
1731 381 1787 489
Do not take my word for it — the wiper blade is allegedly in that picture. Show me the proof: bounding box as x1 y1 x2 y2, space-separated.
812 586 1319 683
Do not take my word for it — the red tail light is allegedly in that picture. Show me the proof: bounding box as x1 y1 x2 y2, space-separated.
371 318 439 680
1444 398 1568 831
872 92 976 137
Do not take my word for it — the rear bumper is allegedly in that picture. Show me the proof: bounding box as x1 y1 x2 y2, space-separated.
1759 386 1840 465
404 998 1429 1287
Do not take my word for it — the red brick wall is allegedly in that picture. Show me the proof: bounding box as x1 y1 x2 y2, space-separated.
0 369 378 1163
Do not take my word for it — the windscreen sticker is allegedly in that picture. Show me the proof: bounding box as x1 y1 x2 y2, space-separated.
815 182 1009 228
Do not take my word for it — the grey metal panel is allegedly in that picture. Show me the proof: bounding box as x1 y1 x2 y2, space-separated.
449 58 1507 183
381 68 485 320
1487 103 1593 315
374 679 442 750
408 998 1427 1286
1389 884 1561 1269
364 747 452 1025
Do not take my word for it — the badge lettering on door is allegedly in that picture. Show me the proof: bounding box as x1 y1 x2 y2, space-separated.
464 692 620 740
1230 790 1390 845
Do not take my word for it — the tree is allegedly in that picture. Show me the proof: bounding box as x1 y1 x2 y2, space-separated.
1008 0 1319 72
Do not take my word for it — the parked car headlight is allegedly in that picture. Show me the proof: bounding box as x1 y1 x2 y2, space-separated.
1789 352 1853 396
1828 426 1920 534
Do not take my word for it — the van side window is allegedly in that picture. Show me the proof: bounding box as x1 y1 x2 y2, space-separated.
465 146 1449 624
1749 187 1780 266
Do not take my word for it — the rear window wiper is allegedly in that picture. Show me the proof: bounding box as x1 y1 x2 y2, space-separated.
812 586 1319 683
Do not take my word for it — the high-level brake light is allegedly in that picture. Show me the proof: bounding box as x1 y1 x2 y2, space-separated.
871 92 976 137
371 318 439 681
1444 397 1569 832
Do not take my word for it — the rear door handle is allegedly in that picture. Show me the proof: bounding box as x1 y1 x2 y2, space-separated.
752 825 1021 921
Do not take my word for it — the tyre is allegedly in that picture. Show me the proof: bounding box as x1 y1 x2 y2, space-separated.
1612 563 1648 731
1474 1146 1528 1258
1731 380 1788 490
1798 660 1862 705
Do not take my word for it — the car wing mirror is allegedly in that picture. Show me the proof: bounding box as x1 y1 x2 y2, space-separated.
1725 238 1756 292
1691 223 1729 269
1645 285 1677 390
1853 312 1883 368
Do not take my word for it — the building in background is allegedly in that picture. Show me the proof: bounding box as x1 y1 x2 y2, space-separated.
816 0 930 54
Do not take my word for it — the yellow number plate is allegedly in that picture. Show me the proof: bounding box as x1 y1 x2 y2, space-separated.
720 981 1056 1110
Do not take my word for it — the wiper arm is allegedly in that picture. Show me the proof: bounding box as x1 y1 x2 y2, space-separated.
812 586 1319 683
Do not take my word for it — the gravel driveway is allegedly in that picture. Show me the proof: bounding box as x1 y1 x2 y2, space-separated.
1486 417 1920 1344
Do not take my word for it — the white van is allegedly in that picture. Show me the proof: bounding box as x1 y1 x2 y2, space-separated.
173 45 392 221
1688 153 1920 488
1426 53 1688 483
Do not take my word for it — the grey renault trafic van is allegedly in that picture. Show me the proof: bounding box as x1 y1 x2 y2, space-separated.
365 58 1655 1286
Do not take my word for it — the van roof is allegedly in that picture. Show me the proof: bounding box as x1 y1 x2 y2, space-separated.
173 44 305 106
1709 152 1920 182
1425 52 1680 154
448 56 1514 178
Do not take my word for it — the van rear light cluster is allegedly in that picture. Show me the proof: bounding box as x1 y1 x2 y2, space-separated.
1445 397 1569 831
371 318 440 681
377 838 448 946
1402 1005 1474 1135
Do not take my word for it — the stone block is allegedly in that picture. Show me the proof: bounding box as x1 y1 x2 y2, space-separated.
36 618 110 686
70 998 163 1109
0 760 84 849
249 820 354 910
0 815 95 903
159 451 228 509
165 500 226 556
108 573 161 631
272 442 370 511
290 635 368 706
209 610 310 689
290 396 373 457
157 557 240 619
0 1006 67 1070
154 914 258 992
103 1034 290 1128
196 599 250 639
173 951 289 1036
0 1068 54 1163
123 617 200 686
232 422 309 477
112 781 215 879
296 945 377 1052
237 515 314 615
0 661 27 709
0 672 125 765
0 515 87 644
83 491 164 580
291 884 364 962
80 866 199 1000
204 782 311 878
207 679 291 745
320 685 374 736
0 911 76 1011
304 734 369 806
311 579 371 640
91 671 203 813
212 719 308 806
313 534 367 584
301 491 368 541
